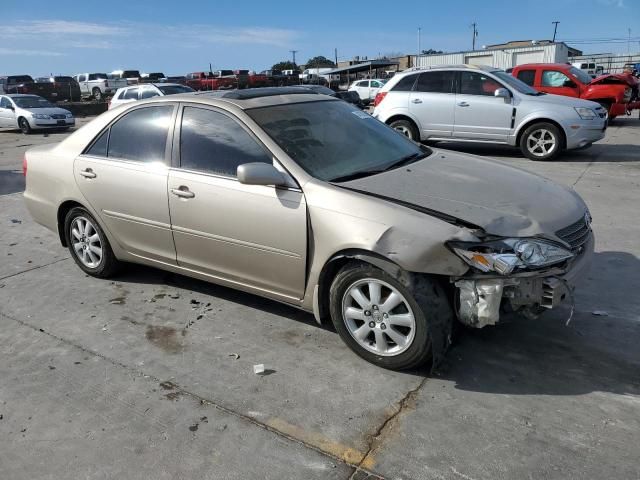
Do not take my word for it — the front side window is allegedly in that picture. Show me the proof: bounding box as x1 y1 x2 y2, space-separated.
180 107 272 177
107 106 173 162
391 73 418 92
0 97 10 108
140 88 159 99
88 73 107 81
516 70 536 86
86 130 108 157
371 81 382 88
459 71 502 96
542 70 571 87
415 71 455 93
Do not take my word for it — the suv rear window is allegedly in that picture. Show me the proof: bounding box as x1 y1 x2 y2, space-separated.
516 70 536 86
391 74 418 92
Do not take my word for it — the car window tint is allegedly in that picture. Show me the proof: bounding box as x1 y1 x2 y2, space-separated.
108 106 173 162
371 81 382 88
542 70 571 87
86 130 109 157
415 71 455 93
180 107 271 177
391 74 418 92
516 70 536 86
123 88 139 100
459 72 502 96
140 88 159 99
0 97 9 108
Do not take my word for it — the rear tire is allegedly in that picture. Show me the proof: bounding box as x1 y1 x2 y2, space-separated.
92 87 102 101
519 122 563 161
389 119 419 142
18 117 31 135
329 262 452 370
64 207 120 278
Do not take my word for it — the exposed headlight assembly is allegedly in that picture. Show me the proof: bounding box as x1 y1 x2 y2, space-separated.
31 113 51 119
65 113 73 118
449 238 574 275
575 107 596 120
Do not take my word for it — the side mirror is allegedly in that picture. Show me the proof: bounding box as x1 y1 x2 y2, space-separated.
237 162 286 186
494 88 511 99
5 105 14 110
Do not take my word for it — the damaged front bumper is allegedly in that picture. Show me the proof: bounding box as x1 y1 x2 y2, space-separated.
453 234 594 328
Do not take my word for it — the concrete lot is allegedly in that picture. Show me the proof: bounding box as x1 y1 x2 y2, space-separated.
0 117 639 480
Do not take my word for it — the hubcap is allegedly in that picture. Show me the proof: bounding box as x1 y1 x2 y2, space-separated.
70 216 103 269
526 129 556 157
393 125 412 139
342 278 416 356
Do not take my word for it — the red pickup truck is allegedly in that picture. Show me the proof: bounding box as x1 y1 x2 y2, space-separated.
511 63 637 120
184 72 237 91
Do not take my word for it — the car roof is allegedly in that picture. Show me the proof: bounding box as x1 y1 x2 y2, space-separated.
398 64 500 76
3 94 41 98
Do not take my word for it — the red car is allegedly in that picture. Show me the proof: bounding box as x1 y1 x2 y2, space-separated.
184 72 237 91
511 63 638 120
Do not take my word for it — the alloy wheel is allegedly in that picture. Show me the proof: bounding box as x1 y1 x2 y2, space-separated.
393 125 413 139
526 128 557 157
341 278 416 356
70 216 103 269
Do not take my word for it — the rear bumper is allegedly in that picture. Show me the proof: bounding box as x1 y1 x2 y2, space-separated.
453 233 594 328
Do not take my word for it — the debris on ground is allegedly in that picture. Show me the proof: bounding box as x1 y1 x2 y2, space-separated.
592 311 609 316
228 353 240 360
10 219 22 224
253 364 265 374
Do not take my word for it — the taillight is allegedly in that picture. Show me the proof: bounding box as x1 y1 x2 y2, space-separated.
373 92 387 107
22 154 27 177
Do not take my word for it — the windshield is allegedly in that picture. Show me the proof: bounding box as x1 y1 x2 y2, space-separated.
247 100 428 182
569 67 593 84
14 96 53 108
157 85 194 95
122 71 140 78
492 71 540 95
90 73 108 80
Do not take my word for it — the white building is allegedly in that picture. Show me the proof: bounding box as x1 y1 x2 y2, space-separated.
412 41 582 70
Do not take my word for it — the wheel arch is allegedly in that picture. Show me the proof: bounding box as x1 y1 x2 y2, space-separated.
515 117 567 148
384 114 420 133
57 200 86 247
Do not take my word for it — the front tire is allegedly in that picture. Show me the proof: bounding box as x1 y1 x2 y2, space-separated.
18 117 31 135
389 119 419 142
519 122 563 161
64 207 120 278
329 262 452 370
92 87 102 101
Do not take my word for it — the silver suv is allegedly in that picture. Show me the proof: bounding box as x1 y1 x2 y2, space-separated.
373 65 608 161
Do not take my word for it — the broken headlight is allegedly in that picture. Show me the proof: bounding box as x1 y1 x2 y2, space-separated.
448 238 574 275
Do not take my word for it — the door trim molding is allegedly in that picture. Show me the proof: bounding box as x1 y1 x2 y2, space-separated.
102 209 171 230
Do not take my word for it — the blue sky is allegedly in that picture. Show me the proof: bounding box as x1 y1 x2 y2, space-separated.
1 0 638 76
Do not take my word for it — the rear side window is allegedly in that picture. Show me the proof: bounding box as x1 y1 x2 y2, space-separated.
179 107 271 177
415 71 455 93
86 130 108 157
140 88 159 99
459 72 502 96
516 70 536 86
391 74 418 92
108 106 173 162
123 88 139 100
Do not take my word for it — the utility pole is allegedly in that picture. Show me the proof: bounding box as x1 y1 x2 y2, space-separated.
471 23 478 51
628 28 632 55
418 27 422 57
290 50 298 66
334 48 338 66
552 21 560 42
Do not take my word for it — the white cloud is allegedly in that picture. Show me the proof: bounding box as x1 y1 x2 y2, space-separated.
13 20 129 36
597 0 625 7
0 47 66 56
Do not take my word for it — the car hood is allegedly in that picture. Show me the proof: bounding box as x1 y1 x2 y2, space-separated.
340 149 587 238
18 106 71 116
520 92 600 109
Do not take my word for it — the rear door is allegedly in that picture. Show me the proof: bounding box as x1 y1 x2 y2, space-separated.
408 70 456 138
74 104 177 264
167 105 307 299
453 71 513 142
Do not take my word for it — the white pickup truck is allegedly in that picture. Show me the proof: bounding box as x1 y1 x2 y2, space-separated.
73 73 127 101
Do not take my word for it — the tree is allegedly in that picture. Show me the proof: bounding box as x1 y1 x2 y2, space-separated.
304 56 336 68
421 49 444 55
271 60 298 71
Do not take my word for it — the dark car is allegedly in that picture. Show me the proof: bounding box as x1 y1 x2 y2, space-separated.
35 76 81 102
0 75 57 101
291 85 364 108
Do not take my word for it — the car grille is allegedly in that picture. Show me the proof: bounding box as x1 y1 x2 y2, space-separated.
556 215 591 251
50 114 66 119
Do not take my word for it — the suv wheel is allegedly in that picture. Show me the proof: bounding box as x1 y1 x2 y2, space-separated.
329 262 452 370
64 207 120 278
389 119 419 141
520 122 562 161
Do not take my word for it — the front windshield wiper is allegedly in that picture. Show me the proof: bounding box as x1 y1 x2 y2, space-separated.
329 152 429 183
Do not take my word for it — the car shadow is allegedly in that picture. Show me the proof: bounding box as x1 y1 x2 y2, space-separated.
110 250 639 397
0 169 25 195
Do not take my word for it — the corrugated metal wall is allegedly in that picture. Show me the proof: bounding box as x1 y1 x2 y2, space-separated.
413 44 567 70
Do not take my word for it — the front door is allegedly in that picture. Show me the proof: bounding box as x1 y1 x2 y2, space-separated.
168 106 307 299
408 70 456 138
537 70 580 98
74 104 177 264
453 71 513 142
0 96 16 127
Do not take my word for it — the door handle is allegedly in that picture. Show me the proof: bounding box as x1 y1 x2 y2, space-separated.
457 102 470 107
79 168 96 179
171 186 195 199
411 98 423 104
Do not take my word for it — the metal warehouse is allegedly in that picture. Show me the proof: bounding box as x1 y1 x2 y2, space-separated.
413 40 581 70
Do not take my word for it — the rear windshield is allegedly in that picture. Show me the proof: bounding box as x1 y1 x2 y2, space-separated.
247 100 425 182
157 85 194 95
14 96 53 108
569 67 593 84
